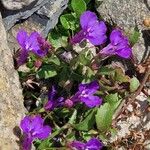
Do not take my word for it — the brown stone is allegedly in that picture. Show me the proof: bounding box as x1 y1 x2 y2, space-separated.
0 13 25 149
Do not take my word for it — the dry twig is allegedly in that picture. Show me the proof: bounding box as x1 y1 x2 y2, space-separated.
113 62 150 123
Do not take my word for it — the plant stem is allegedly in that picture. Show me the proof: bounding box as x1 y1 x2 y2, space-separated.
113 65 150 123
49 123 70 140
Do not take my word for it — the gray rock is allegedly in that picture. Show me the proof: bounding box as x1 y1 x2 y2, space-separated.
36 0 69 37
1 0 36 10
7 0 68 52
96 0 150 63
2 0 49 30
0 13 25 149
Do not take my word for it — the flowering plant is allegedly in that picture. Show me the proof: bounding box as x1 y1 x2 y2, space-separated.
16 0 141 149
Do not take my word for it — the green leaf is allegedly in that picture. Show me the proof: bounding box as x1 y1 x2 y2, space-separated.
36 65 57 79
49 54 60 66
37 138 52 150
48 30 61 49
110 128 118 138
71 72 83 82
71 0 86 16
84 0 91 4
69 109 77 124
26 62 34 69
58 66 70 87
60 15 70 29
105 93 121 111
96 103 113 132
60 14 77 31
48 30 68 49
130 77 140 92
66 132 76 141
78 53 90 65
98 67 115 75
75 109 96 131
147 97 150 104
129 27 140 46
114 68 130 83
86 67 95 78
82 132 92 141
105 93 118 103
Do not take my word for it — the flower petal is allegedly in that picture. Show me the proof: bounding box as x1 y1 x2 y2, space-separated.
101 29 132 59
80 11 97 29
57 97 65 105
71 92 80 102
85 138 103 150
30 116 43 131
87 35 107 46
17 48 28 66
22 134 33 150
20 116 31 133
110 29 123 45
70 30 85 45
44 101 53 110
81 96 102 108
45 86 65 110
26 32 40 51
35 125 51 140
48 86 57 101
79 80 100 94
33 49 47 57
87 21 107 45
33 36 50 57
116 46 132 58
17 29 28 49
100 43 115 55
20 115 52 149
71 141 85 150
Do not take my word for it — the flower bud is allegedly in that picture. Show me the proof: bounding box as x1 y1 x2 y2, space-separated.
34 60 42 68
64 99 74 108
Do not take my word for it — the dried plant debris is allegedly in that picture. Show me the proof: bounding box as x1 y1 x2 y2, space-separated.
110 92 150 150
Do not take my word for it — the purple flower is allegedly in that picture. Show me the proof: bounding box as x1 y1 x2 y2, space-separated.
64 99 74 108
70 11 107 45
72 81 102 108
100 29 132 58
17 29 50 65
44 86 64 110
20 115 51 150
70 138 103 150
